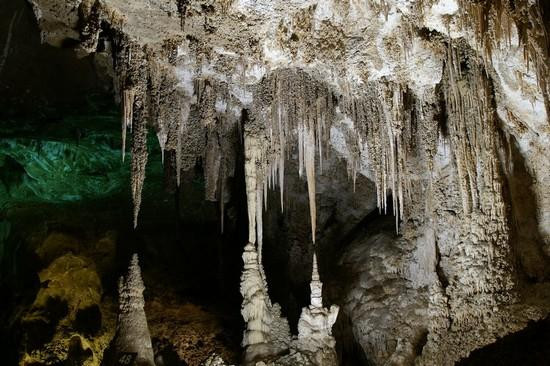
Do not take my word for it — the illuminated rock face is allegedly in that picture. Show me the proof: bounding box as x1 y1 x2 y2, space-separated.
26 0 550 365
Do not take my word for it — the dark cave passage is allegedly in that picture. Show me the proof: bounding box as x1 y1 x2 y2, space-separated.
457 317 550 366
0 104 247 365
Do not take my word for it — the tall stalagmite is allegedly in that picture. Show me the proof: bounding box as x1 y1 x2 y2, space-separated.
113 254 155 366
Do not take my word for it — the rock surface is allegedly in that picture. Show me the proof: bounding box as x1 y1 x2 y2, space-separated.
20 252 115 365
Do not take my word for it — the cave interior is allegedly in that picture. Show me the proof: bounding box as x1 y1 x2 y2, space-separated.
1 0 550 365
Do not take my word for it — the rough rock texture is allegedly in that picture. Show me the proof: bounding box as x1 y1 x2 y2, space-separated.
113 254 155 366
20 253 115 365
27 0 550 365
202 353 232 366
339 222 430 366
146 292 240 365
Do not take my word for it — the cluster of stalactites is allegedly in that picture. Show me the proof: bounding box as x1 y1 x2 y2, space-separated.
119 50 424 236
120 45 243 229
443 44 504 217
116 38 243 229
198 79 241 233
261 70 336 243
250 70 422 237
113 40 151 229
451 0 550 116
341 82 416 232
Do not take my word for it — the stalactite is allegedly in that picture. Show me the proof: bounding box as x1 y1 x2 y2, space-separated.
112 41 150 228
260 69 334 241
304 123 317 243
457 0 549 116
0 10 18 76
176 0 189 31
156 127 167 164
176 101 191 186
244 124 262 245
122 88 135 162
131 95 149 229
256 186 267 285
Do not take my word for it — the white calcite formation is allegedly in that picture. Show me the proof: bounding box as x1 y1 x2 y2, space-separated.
241 121 293 363
295 253 339 364
202 353 233 366
28 0 550 365
114 254 156 366
240 245 340 365
240 242 292 363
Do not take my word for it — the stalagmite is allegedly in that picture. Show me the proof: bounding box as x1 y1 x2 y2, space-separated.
202 353 229 366
295 251 339 362
310 252 323 308
112 254 155 366
240 242 271 347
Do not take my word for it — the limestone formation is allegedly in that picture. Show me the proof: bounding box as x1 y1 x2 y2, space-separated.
25 0 550 365
297 253 339 352
240 241 292 363
114 254 156 366
294 252 340 365
202 353 231 366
